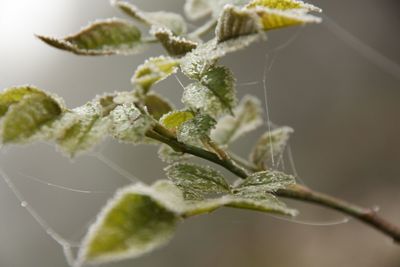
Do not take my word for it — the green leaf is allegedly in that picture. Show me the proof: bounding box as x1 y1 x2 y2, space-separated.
158 144 192 163
177 114 216 145
132 56 180 94
246 0 322 12
77 182 180 265
112 0 188 35
160 110 194 133
182 83 225 117
0 87 63 144
54 101 110 157
200 66 237 115
109 103 155 144
180 35 260 80
151 26 198 56
212 95 263 145
165 163 230 200
216 5 262 43
144 94 173 120
37 18 143 56
184 0 212 20
235 170 296 193
249 126 293 168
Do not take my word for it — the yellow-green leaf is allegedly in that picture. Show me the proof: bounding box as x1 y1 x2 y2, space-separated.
0 87 63 144
144 94 173 120
37 18 143 56
246 0 321 12
236 170 296 193
160 110 194 133
132 56 180 94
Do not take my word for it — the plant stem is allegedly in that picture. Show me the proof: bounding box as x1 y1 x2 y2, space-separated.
146 126 400 244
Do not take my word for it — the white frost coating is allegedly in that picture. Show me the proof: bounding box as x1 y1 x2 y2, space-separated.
252 6 322 24
76 182 182 266
211 95 263 145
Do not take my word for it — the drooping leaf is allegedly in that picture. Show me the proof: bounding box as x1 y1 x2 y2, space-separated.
158 144 192 163
54 101 110 157
151 26 198 56
144 94 173 120
37 18 143 56
77 182 180 265
235 170 296 193
216 5 262 43
200 66 237 115
176 114 216 145
212 95 263 145
246 0 321 12
109 103 155 144
249 126 293 168
132 56 180 94
184 0 212 20
160 110 194 133
112 0 188 35
0 87 63 144
165 163 230 200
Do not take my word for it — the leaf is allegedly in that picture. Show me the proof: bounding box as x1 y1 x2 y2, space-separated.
246 0 322 12
184 0 212 20
77 182 180 265
176 114 216 145
160 110 194 133
37 18 143 56
112 0 188 35
200 66 237 115
0 87 63 144
165 163 230 200
211 95 263 145
216 4 262 43
180 35 260 80
132 56 180 94
144 94 173 120
208 0 252 18
235 170 296 193
158 144 192 163
54 101 110 157
109 103 155 144
250 6 321 30
249 126 293 168
182 83 225 117
151 26 198 56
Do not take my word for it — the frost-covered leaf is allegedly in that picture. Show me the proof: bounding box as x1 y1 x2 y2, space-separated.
184 0 212 20
208 0 251 18
225 193 297 216
250 126 293 168
132 56 180 94
151 26 198 56
77 182 180 265
54 101 110 157
250 6 321 30
0 87 63 144
216 5 262 43
212 95 263 145
109 103 155 144
200 66 237 115
180 35 260 79
144 94 173 120
37 18 143 56
165 163 230 200
160 110 194 133
235 170 296 193
112 0 187 35
158 144 192 163
182 83 227 117
246 0 321 12
177 114 216 145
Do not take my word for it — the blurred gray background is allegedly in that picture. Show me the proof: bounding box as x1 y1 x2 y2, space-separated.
0 0 399 266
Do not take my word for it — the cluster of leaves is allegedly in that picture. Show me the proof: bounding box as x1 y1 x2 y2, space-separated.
0 0 321 266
